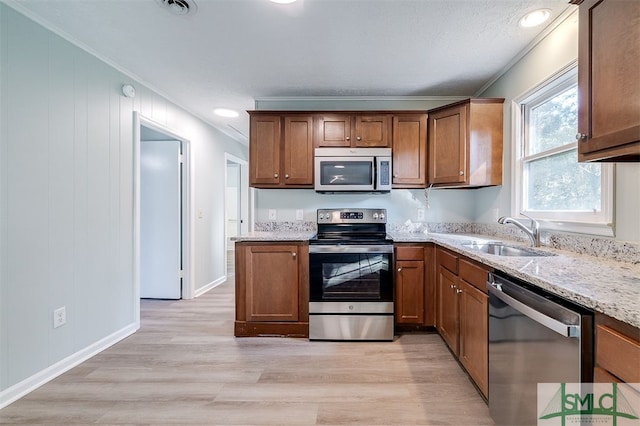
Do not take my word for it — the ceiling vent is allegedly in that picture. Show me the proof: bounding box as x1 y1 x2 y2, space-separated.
156 0 197 16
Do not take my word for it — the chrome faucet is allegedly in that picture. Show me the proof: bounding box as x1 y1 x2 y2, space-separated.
498 214 540 247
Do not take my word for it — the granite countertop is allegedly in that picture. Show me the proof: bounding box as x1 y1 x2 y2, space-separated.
232 231 317 242
232 230 640 328
391 231 640 329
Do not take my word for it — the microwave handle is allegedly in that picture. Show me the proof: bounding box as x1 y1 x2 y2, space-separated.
372 161 377 188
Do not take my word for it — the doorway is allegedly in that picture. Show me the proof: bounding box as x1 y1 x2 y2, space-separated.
135 114 193 307
225 153 249 277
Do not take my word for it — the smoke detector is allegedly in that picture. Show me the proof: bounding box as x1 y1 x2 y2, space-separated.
156 0 197 16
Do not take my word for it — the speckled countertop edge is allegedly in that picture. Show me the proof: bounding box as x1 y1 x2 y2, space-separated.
232 231 317 242
390 232 640 329
233 230 640 328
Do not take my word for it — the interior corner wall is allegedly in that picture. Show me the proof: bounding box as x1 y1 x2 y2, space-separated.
0 4 247 399
476 10 640 243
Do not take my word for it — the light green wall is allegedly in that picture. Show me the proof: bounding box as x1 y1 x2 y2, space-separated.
0 3 247 398
479 10 640 243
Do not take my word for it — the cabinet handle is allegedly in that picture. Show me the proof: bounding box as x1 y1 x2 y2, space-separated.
356 136 362 141
292 252 296 258
576 133 588 141
274 173 279 178
346 136 350 142
459 171 464 176
285 174 289 179
450 284 455 289
397 267 402 272
456 289 462 294
393 174 399 178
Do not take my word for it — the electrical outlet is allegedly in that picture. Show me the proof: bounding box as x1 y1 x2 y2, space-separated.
295 209 304 221
268 209 277 220
53 306 66 328
417 208 425 221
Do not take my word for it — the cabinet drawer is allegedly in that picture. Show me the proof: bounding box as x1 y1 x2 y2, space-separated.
437 248 458 274
459 258 489 293
396 246 424 261
596 324 640 383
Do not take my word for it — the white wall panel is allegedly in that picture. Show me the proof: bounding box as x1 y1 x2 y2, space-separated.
47 33 77 363
5 11 50 385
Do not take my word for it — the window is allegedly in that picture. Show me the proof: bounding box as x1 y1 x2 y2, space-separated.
514 65 613 235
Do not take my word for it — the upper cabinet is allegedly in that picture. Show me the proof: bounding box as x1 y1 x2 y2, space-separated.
427 98 504 188
249 113 314 188
574 0 640 162
392 113 428 188
315 113 391 148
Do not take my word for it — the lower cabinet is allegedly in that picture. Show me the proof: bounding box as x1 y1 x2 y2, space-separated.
234 241 309 337
436 247 489 398
394 244 435 328
593 312 640 384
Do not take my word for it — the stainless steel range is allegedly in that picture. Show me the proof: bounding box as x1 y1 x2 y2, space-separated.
308 208 394 341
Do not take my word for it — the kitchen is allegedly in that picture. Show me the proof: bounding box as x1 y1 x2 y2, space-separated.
1 0 639 424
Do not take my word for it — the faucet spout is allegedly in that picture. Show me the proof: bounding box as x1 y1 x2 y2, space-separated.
497 214 540 247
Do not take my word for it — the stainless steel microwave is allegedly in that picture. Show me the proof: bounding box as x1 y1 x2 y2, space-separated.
314 148 392 192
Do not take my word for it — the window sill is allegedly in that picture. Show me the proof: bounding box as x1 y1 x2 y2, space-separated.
539 219 614 237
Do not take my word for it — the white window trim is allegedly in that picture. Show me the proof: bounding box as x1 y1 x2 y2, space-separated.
510 61 615 237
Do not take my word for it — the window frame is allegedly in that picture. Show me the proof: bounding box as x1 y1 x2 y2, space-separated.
511 62 615 237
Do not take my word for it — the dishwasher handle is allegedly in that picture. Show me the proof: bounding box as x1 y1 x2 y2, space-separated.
488 279 580 338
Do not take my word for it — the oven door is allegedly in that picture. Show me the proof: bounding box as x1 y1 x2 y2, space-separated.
309 244 393 303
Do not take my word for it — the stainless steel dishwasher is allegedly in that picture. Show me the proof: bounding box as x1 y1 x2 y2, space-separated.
488 272 593 426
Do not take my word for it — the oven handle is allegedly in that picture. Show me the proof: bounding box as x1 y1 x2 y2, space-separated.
309 244 394 254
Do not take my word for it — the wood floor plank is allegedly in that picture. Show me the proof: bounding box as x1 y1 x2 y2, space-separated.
0 279 494 425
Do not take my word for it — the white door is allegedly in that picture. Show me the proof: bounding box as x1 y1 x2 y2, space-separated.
140 140 182 299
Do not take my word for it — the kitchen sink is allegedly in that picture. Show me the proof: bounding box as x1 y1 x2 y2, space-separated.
463 242 556 257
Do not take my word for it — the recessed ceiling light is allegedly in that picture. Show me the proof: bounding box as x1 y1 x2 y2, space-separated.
270 0 297 4
214 108 239 118
519 9 551 28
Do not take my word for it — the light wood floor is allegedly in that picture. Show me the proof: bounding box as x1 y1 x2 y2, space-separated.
0 280 494 425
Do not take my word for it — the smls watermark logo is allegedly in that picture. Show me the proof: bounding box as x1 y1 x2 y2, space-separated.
538 383 640 425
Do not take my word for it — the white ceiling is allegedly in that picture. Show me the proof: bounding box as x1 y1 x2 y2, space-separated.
6 0 573 144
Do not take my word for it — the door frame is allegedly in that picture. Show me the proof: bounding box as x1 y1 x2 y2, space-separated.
133 113 194 322
224 153 250 275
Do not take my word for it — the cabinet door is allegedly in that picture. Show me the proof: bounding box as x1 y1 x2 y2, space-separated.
315 114 352 147
250 115 281 185
577 0 640 161
392 114 427 187
283 115 314 186
428 105 467 185
395 260 425 324
354 114 391 147
459 279 488 398
245 245 299 322
437 266 459 354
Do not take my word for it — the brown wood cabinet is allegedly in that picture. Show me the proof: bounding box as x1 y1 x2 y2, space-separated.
315 113 391 148
394 244 435 327
234 241 309 337
593 312 640 383
575 0 640 162
435 247 489 398
249 113 314 188
428 98 504 188
392 113 428 188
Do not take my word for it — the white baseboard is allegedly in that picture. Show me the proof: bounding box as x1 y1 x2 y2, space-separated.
0 322 138 410
193 276 227 298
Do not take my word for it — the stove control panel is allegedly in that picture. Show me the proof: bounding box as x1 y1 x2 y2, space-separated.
317 208 387 224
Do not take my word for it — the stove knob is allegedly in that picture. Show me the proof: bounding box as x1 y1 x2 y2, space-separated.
380 213 385 221
319 213 324 220
373 213 379 220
